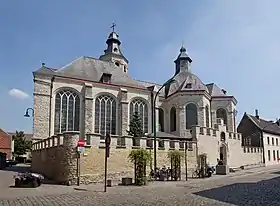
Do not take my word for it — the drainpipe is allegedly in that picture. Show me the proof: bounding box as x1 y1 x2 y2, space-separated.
48 76 55 137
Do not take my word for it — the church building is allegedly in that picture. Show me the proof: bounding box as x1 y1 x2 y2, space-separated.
32 27 261 169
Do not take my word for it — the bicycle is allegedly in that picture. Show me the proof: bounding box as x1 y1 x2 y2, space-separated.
192 168 202 178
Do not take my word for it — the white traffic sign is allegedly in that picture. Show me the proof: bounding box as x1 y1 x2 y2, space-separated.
77 146 85 153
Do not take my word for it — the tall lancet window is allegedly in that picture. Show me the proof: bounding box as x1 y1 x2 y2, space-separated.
216 108 227 129
94 95 117 135
170 107 176 132
186 103 198 129
129 99 148 133
205 105 210 128
54 89 80 134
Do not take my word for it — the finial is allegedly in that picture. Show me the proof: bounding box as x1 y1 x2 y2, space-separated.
110 22 116 32
180 45 186 53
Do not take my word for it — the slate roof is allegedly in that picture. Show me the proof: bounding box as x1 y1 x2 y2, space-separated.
165 70 210 97
34 57 147 89
246 114 280 135
206 83 227 97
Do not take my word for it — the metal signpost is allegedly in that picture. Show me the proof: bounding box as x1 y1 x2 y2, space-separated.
76 139 85 186
104 134 111 192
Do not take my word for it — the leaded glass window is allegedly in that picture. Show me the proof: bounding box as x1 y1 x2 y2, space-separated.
186 103 198 129
129 99 148 133
54 90 80 134
205 105 210 128
94 95 117 135
216 108 227 129
170 107 176 132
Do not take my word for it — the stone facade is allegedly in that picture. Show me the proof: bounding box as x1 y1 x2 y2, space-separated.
32 122 262 185
32 132 198 185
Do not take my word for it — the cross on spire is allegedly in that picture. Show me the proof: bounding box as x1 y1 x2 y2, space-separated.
111 22 116 32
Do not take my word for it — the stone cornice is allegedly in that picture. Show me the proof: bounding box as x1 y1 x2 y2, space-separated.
33 92 51 97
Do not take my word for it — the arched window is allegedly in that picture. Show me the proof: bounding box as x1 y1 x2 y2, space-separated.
216 108 227 129
186 103 198 129
205 105 210 128
170 107 176 132
130 99 148 133
54 90 80 134
94 95 117 135
158 108 164 132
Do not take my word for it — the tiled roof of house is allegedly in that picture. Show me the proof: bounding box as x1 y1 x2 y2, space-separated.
0 128 11 149
247 114 280 135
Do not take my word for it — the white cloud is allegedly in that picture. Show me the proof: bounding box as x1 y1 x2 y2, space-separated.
8 88 29 99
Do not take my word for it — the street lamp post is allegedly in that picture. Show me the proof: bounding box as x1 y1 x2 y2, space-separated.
24 108 34 118
153 78 175 177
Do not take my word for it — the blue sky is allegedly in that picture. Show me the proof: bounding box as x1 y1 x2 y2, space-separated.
1 0 280 133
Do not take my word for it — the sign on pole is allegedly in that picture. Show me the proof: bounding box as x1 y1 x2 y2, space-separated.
77 139 85 147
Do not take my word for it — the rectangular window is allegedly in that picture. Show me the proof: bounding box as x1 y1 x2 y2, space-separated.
187 142 193 151
272 138 274 145
277 150 279 161
268 150 271 161
276 138 278 146
273 150 276 161
267 137 270 145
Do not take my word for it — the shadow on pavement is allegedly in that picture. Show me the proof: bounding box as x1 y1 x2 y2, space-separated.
193 175 280 206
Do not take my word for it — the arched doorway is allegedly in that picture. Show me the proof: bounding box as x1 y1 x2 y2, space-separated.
219 144 228 165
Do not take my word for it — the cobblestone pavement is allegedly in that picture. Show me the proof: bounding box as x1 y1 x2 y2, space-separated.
1 166 280 205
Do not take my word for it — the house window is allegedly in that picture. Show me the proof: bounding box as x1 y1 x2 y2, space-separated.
54 89 80 134
267 137 270 145
273 150 276 161
94 95 117 135
277 150 279 161
268 150 271 161
272 138 275 145
276 138 279 146
129 99 148 133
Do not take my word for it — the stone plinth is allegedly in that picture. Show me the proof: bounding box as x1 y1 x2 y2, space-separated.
216 165 229 175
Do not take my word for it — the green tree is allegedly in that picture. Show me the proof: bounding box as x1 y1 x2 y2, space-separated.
13 131 32 156
127 111 144 137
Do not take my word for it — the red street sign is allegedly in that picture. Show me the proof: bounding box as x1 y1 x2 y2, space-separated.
77 139 85 147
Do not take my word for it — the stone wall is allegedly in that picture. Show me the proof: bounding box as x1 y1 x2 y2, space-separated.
32 132 198 185
193 120 262 168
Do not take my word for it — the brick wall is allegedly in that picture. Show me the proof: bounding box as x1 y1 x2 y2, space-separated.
0 129 12 159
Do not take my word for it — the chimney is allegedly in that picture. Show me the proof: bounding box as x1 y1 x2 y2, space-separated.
255 109 259 120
